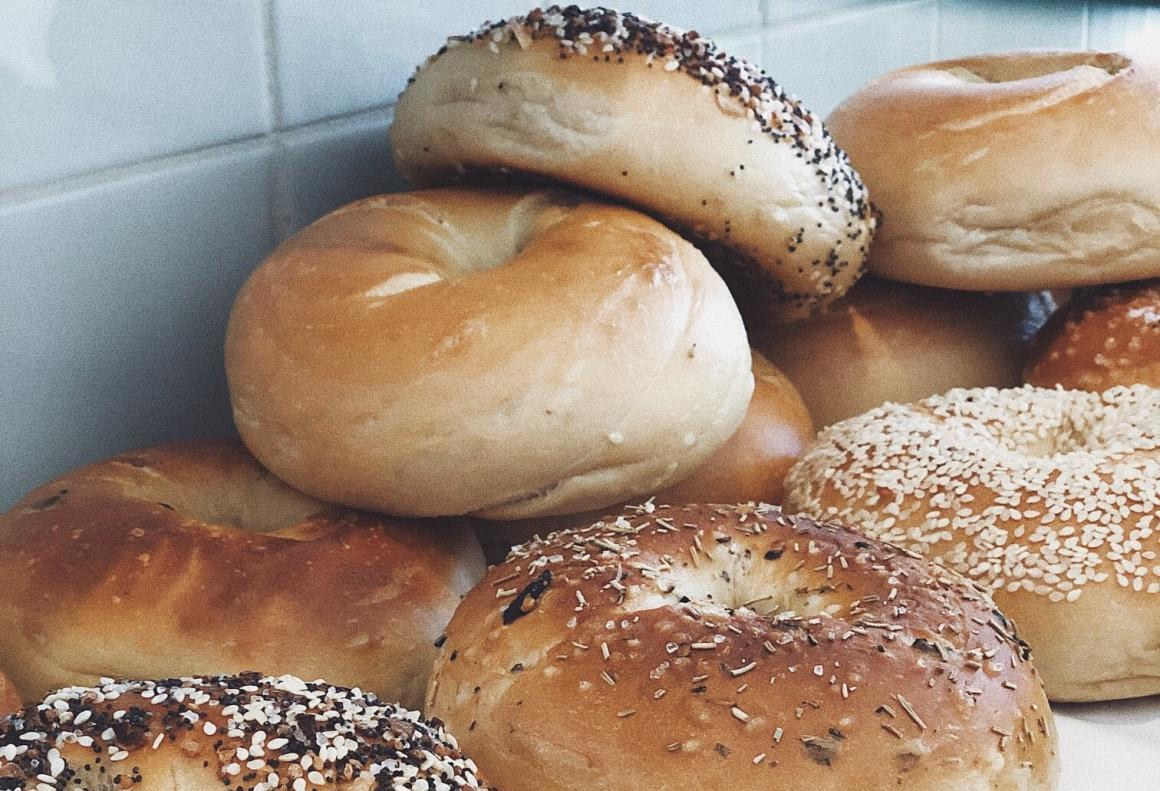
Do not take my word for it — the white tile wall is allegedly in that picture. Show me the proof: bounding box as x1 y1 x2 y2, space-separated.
764 1 937 117
0 144 273 502
0 1 270 190
937 0 1085 58
0 0 1153 508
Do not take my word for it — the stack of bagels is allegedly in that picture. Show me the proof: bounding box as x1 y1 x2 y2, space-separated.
3 6 1159 790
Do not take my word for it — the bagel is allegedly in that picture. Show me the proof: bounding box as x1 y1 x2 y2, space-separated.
390 6 877 322
826 51 1160 291
472 350 813 560
0 672 491 790
430 503 1058 791
754 276 1056 427
0 672 18 717
784 384 1160 702
0 439 486 710
1024 278 1160 391
226 187 753 519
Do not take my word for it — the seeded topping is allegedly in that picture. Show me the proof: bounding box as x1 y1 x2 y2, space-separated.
785 384 1160 600
411 5 877 316
0 673 488 790
439 503 1049 781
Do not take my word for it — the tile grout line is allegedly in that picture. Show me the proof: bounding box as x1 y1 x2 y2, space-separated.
260 0 295 243
0 102 401 213
931 0 941 60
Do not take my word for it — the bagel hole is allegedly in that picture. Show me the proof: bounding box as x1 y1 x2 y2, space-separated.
943 52 1127 84
120 475 324 535
627 541 847 622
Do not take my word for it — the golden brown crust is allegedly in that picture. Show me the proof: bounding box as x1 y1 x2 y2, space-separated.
0 440 486 709
784 384 1160 701
827 52 1160 291
0 672 18 717
390 6 876 322
1024 278 1160 390
430 504 1058 790
226 187 752 519
755 277 1055 427
0 673 491 790
471 351 814 560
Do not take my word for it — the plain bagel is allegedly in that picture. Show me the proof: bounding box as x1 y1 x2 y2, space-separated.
827 51 1160 291
391 6 878 322
430 504 1058 791
754 276 1056 427
785 384 1160 702
0 440 486 710
226 188 753 519
472 350 813 560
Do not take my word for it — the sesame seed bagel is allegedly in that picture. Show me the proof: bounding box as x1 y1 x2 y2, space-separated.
390 6 877 323
227 187 752 519
784 385 1160 702
0 672 491 790
0 440 485 710
1025 279 1160 391
827 52 1160 291
429 503 1058 791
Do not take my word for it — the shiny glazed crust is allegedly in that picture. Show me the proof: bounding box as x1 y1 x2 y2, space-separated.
1024 278 1160 390
0 673 18 717
226 188 752 519
430 503 1058 790
0 440 486 709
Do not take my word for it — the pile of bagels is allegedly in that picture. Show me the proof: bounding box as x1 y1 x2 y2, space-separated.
2 6 1159 790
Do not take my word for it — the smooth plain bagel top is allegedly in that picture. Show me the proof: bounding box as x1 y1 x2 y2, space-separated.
827 51 1160 290
390 5 877 322
226 188 753 519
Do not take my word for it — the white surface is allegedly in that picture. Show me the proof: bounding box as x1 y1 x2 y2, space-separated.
1055 698 1160 790
0 1 269 190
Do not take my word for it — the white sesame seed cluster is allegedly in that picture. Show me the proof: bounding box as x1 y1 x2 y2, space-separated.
785 384 1160 602
0 673 488 790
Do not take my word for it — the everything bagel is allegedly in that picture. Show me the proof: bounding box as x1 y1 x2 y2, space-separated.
430 503 1058 790
391 6 877 322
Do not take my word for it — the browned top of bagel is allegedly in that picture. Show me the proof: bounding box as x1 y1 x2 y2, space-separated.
1025 278 1160 390
0 440 485 708
429 503 1058 791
